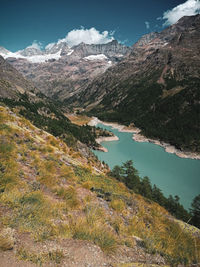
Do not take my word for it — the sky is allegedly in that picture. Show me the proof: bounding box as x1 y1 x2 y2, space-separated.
0 0 199 51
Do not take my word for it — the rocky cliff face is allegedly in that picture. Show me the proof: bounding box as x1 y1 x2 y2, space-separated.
75 15 200 153
72 40 129 58
0 55 67 120
0 55 36 99
0 41 130 101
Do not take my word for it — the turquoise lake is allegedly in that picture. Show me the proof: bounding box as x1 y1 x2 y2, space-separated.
93 123 200 209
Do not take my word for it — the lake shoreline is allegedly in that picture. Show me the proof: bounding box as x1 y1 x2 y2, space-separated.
89 117 120 152
95 136 119 152
89 117 200 160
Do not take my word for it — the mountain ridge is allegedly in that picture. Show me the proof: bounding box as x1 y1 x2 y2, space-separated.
0 40 130 63
0 40 130 101
73 14 200 153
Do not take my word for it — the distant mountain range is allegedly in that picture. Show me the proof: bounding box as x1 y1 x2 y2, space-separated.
0 40 130 100
0 40 129 63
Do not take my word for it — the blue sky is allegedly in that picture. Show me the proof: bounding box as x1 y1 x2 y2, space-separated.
0 0 199 51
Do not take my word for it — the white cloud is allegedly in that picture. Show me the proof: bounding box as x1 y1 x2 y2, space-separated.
162 0 200 26
14 27 116 52
60 27 114 47
27 40 43 50
145 21 150 29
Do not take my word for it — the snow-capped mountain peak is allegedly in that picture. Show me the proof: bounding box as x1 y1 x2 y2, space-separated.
0 46 63 63
45 41 69 54
17 47 44 57
0 39 130 63
0 46 10 55
0 41 75 63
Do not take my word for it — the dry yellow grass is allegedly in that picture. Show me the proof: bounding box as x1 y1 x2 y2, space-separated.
1 105 200 265
17 247 64 265
110 199 126 212
117 264 169 267
0 228 15 251
161 86 185 98
65 113 91 126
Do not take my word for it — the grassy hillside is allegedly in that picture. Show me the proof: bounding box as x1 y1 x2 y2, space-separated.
0 94 101 149
0 105 200 266
0 55 108 151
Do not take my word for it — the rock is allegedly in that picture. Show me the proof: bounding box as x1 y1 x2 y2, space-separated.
0 228 16 251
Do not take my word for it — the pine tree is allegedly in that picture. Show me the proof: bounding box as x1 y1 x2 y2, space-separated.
190 194 200 228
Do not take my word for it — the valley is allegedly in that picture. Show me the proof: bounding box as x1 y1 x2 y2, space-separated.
91 121 200 209
0 10 200 267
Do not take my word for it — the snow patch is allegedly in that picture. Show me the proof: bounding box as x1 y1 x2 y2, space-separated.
26 50 61 63
163 42 169 46
84 54 108 61
0 50 62 63
67 49 74 56
0 51 25 59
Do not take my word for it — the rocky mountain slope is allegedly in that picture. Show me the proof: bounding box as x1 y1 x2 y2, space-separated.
0 105 200 266
0 40 130 101
75 15 200 153
0 55 112 158
0 55 37 99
